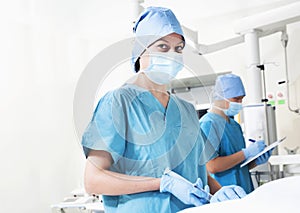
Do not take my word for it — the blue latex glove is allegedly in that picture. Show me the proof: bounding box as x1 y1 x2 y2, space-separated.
255 148 273 165
210 185 247 203
160 170 210 206
242 140 265 159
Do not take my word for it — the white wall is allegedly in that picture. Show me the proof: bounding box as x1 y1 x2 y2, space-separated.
1 0 300 212
0 0 133 212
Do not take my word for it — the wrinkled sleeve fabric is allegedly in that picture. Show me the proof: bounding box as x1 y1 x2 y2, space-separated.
81 91 126 165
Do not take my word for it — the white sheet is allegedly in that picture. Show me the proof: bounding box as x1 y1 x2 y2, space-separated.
178 176 300 213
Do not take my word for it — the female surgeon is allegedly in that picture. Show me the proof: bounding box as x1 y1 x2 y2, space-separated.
199 74 273 194
81 7 246 213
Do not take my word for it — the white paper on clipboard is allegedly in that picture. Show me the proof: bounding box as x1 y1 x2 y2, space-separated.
240 136 287 167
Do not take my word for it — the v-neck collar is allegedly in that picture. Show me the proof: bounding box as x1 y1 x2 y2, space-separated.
125 83 172 113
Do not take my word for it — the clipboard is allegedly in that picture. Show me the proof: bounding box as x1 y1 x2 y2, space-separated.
240 136 287 168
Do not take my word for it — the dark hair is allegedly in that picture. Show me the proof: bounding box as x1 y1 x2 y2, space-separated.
134 57 140 72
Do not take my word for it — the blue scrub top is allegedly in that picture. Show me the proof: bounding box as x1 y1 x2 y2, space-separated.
199 112 254 194
82 84 208 213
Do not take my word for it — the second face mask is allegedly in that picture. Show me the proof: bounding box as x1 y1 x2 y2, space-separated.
223 102 243 117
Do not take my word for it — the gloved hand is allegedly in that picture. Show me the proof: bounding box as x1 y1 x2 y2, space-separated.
210 185 246 203
255 148 273 165
242 140 265 160
160 169 210 206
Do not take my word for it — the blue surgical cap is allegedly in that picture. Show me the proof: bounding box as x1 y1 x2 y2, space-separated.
131 7 184 72
213 74 246 100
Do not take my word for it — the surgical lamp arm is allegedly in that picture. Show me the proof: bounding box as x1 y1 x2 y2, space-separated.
182 24 245 54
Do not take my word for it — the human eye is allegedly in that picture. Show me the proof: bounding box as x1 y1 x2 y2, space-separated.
156 43 170 52
232 97 243 103
175 45 184 53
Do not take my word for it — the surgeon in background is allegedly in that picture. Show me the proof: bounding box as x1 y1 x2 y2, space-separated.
199 74 273 194
82 7 246 213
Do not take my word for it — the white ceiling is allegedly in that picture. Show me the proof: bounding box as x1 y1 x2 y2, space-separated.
1 0 299 42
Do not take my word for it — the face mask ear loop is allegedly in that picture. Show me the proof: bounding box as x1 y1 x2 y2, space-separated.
208 89 215 110
212 104 226 112
211 91 229 109
135 37 154 57
134 37 153 73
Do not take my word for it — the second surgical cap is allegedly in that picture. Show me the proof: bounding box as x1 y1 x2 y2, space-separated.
131 7 184 72
213 74 246 100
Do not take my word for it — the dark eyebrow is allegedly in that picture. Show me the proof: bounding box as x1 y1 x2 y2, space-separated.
156 38 184 45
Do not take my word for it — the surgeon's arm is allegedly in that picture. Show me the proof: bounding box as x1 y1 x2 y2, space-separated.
84 150 160 195
206 151 245 174
207 173 221 194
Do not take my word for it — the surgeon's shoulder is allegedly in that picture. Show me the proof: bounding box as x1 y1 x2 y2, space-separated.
200 112 221 128
200 112 223 128
95 85 137 107
199 112 213 123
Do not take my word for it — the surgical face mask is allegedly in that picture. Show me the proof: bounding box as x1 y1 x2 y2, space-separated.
213 98 243 117
143 52 184 85
223 102 243 117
